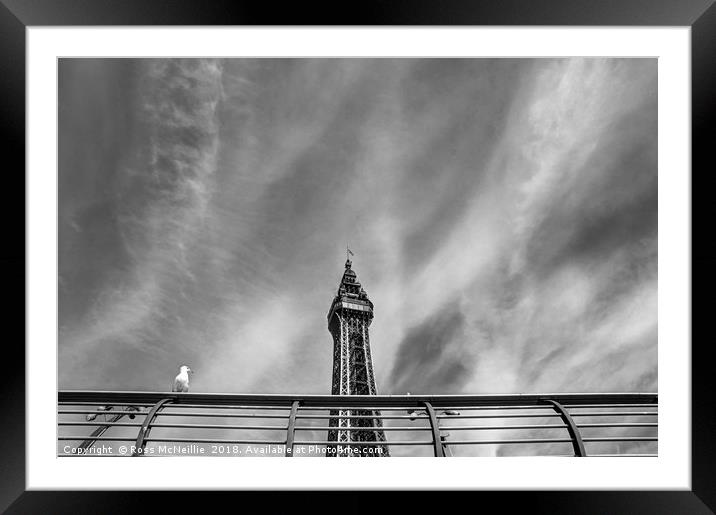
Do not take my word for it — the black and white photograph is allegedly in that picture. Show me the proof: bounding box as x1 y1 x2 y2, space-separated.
57 57 658 458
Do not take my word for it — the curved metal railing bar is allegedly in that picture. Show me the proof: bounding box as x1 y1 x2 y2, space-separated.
132 398 173 456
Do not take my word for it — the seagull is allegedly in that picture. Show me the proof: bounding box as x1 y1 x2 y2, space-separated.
172 365 193 392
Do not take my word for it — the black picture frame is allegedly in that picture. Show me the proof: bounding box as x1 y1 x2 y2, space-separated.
2 0 713 512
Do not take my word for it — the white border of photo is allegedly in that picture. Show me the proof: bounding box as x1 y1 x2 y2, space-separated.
27 27 689 489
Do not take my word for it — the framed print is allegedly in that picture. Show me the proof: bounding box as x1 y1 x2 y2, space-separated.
3 0 714 512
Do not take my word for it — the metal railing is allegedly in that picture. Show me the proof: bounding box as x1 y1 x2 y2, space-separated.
58 391 657 457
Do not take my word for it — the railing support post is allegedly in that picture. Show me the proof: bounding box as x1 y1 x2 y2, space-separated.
286 400 300 457
546 399 587 457
80 405 140 450
423 401 445 457
133 398 173 456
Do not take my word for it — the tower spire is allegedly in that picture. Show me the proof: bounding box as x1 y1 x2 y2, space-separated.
346 246 354 268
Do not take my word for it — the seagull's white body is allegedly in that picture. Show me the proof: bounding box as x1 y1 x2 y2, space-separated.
172 365 192 392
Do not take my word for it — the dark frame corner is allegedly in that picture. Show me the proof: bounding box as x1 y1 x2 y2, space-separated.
2 0 713 512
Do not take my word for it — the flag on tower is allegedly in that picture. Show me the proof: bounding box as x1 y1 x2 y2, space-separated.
347 248 354 256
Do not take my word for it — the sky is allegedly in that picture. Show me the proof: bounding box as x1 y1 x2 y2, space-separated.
58 58 657 397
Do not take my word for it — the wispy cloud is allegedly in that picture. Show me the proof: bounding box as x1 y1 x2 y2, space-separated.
59 58 657 401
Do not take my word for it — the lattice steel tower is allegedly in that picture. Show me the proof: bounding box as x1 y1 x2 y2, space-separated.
326 258 389 457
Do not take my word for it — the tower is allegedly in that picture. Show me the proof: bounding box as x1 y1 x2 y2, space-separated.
326 258 389 457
